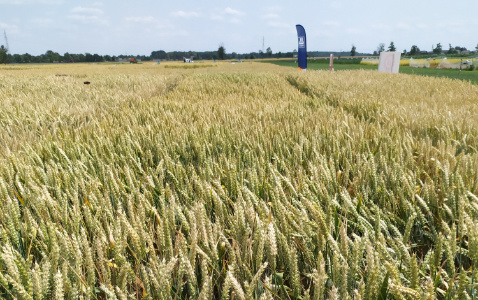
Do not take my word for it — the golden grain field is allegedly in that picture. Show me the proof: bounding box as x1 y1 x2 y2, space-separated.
0 62 477 299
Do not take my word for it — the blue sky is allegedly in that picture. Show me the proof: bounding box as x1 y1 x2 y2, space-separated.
1 0 477 56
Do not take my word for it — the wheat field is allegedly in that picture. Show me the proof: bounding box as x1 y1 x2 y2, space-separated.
0 62 477 299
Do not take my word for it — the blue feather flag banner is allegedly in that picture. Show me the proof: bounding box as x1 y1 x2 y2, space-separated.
296 24 307 71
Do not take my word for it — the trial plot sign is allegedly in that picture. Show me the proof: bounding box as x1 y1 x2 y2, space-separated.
378 51 401 73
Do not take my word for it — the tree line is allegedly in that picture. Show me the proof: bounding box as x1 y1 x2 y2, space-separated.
2 42 477 64
0 49 153 64
364 42 478 57
0 44 333 64
0 47 299 64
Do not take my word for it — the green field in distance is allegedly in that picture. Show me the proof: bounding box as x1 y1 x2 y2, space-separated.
266 59 478 84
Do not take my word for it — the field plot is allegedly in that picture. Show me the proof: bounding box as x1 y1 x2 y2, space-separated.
1 62 478 299
267 59 478 85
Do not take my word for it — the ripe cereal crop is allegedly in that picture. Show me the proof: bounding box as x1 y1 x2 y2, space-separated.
0 62 477 299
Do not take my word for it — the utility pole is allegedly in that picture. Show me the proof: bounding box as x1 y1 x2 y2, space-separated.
4 30 9 53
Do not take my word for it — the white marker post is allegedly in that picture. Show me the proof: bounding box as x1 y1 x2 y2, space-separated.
329 54 334 71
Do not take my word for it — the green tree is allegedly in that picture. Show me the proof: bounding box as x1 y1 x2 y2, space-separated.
388 41 396 52
13 54 22 63
409 45 420 55
447 44 457 54
151 50 167 60
44 50 60 63
0 45 8 64
93 53 103 62
22 53 32 63
350 44 356 57
266 47 272 58
217 44 226 60
433 43 442 54
377 43 385 54
85 53 94 62
70 54 79 62
64 52 72 62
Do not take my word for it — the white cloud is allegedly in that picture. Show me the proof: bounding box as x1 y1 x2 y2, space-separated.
30 18 53 25
263 5 283 13
0 0 62 3
125 16 156 24
69 6 106 25
124 16 173 30
71 6 103 15
262 13 280 19
396 22 411 30
311 29 335 38
329 1 343 9
0 22 18 29
345 27 363 34
267 21 290 29
369 22 391 31
224 7 243 16
210 7 244 23
156 29 189 37
322 21 340 27
416 23 428 30
171 10 200 18
156 23 173 30
210 14 224 21
69 15 102 23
